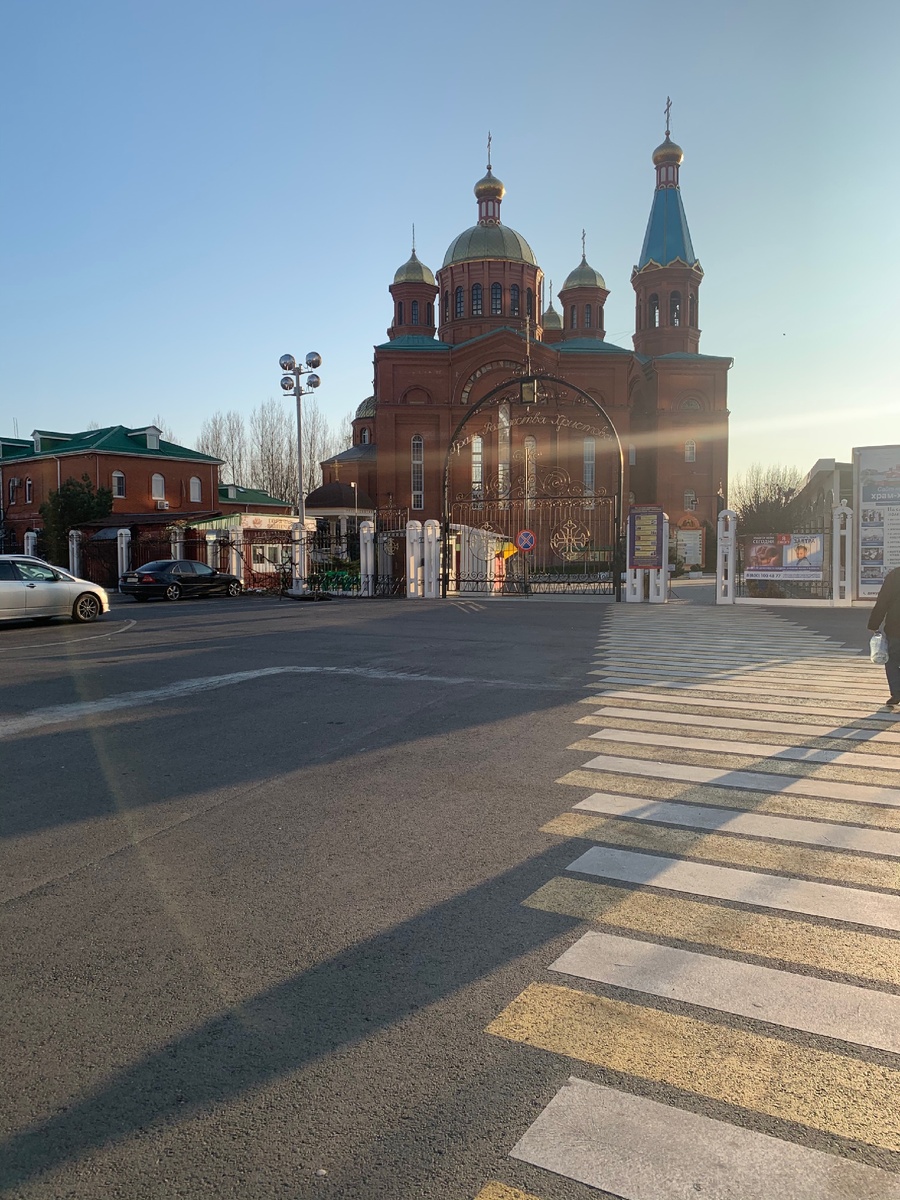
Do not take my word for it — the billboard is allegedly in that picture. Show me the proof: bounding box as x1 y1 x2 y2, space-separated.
743 533 824 581
628 505 664 570
854 446 900 598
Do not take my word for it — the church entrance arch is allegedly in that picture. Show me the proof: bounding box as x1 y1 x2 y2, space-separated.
441 374 624 597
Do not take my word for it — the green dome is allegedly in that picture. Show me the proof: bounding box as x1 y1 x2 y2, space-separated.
442 223 536 267
562 255 606 291
541 301 562 330
393 249 435 286
355 395 376 419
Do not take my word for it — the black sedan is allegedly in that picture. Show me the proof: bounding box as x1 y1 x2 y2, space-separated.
118 559 243 602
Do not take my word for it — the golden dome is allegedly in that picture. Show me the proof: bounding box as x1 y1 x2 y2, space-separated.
474 167 505 201
652 136 684 166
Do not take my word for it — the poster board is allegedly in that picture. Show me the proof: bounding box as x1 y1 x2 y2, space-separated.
743 533 824 581
628 505 664 570
854 446 900 598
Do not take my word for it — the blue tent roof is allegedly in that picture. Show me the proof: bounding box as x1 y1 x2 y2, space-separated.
637 187 698 270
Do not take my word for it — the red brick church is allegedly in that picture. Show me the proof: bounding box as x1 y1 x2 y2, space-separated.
323 119 730 565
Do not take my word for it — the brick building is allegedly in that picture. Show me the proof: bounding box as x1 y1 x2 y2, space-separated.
323 123 731 567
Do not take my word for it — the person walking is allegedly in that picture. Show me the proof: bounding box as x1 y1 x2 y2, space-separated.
867 567 900 706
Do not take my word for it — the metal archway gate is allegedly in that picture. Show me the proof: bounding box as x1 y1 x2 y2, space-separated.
442 374 623 597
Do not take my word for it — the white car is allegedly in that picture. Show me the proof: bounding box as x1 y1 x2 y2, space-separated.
0 555 109 624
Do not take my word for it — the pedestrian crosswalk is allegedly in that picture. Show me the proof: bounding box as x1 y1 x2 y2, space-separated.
480 605 900 1199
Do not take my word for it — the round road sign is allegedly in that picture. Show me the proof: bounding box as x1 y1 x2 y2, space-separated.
516 529 536 552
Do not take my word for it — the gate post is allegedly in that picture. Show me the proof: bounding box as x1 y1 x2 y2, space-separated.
716 509 737 604
360 520 375 597
68 529 83 577
24 530 38 557
832 504 853 605
423 520 441 599
170 526 184 560
624 517 642 602
406 521 423 598
205 532 218 569
116 528 131 577
230 528 243 582
649 515 669 603
290 521 306 593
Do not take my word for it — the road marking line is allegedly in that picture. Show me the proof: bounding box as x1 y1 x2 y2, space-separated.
589 675 889 703
2 618 137 652
578 706 900 743
566 844 900 931
578 753 900 808
524 877 900 987
0 665 560 739
488 983 900 1150
571 792 900 856
580 689 900 723
551 929 900 1053
587 727 900 770
473 1184 543 1200
546 812 900 890
510 1077 900 1199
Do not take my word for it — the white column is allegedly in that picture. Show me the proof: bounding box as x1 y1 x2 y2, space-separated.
832 503 853 606
360 520 375 597
23 530 38 556
716 509 737 605
170 527 184 560
624 518 642 602
205 532 218 569
230 528 243 581
68 529 83 577
406 520 423 598
116 528 131 577
423 519 441 599
291 521 306 593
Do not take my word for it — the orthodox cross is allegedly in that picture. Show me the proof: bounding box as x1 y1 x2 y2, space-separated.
411 223 415 252
487 130 492 170
581 228 586 259
665 96 672 137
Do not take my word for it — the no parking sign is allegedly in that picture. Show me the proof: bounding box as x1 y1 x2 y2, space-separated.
516 529 536 552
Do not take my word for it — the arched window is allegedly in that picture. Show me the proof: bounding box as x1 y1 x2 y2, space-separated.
151 473 165 500
498 403 511 508
471 283 483 316
411 435 424 510
689 292 697 326
670 291 682 326
649 294 659 327
628 444 636 467
510 285 520 317
471 435 483 509
491 282 502 315
411 300 419 326
24 477 33 504
443 291 449 322
684 489 697 511
583 438 596 509
526 288 533 317
684 440 696 463
112 470 125 498
360 427 370 445
569 305 577 330
584 304 592 329
190 476 202 503
397 301 404 326
425 302 433 325
455 286 464 318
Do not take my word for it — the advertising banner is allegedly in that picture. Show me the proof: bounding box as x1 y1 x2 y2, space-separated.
743 533 824 581
854 446 900 598
628 505 664 570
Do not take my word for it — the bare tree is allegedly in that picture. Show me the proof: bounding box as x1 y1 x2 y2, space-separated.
249 399 297 507
729 463 805 534
197 410 249 484
152 413 177 443
300 396 333 496
197 412 228 472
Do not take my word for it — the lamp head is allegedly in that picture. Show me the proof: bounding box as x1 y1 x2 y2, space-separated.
279 354 296 372
305 351 322 369
306 373 321 389
280 376 296 392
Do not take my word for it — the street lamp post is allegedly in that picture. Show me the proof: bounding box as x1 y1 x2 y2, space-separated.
279 351 322 591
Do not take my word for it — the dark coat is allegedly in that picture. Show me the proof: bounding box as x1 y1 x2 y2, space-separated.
868 567 900 636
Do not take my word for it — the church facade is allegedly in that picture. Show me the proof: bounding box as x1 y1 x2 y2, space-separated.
324 124 731 569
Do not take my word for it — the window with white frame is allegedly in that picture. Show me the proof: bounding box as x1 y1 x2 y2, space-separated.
7 479 15 505
25 478 33 504
190 476 202 503
360 427 370 445
411 435 424 510
491 282 502 315
471 283 483 316
498 403 511 508
684 489 697 510
684 440 696 463
151 473 165 500
471 435 483 509
583 437 595 508
112 470 125 498
455 287 464 318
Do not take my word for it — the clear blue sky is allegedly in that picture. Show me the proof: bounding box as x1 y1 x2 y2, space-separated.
2 0 898 482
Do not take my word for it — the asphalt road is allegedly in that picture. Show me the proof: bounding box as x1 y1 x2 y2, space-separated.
1 592 621 1200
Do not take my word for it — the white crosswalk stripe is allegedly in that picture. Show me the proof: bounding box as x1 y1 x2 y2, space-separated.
489 605 900 1199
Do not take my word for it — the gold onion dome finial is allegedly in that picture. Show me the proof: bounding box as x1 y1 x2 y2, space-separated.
474 167 505 201
392 247 436 286
652 135 684 166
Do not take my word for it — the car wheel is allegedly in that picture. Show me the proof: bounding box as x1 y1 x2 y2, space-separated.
164 583 182 601
227 581 242 597
72 593 102 623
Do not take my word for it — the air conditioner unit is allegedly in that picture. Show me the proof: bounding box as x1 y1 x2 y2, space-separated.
156 500 169 510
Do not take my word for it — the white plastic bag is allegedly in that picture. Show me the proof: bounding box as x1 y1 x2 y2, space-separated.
870 632 889 665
